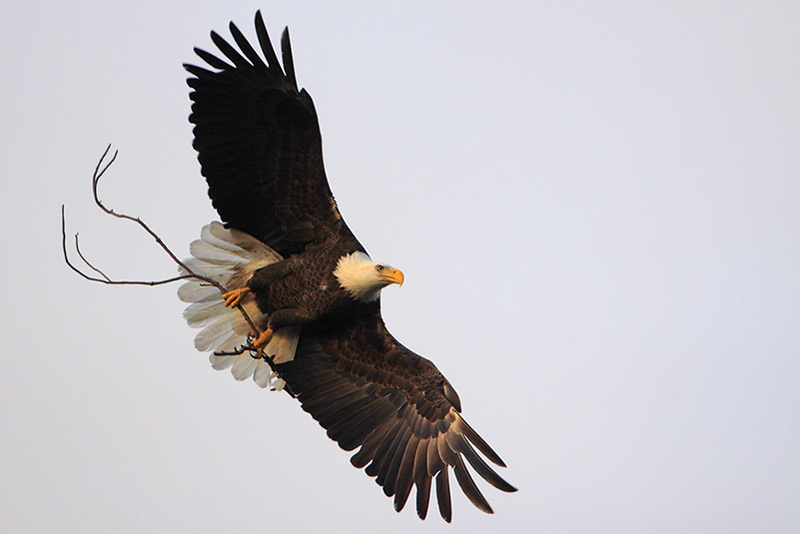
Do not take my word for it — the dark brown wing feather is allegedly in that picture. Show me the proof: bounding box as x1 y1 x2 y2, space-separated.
185 11 356 257
276 304 517 521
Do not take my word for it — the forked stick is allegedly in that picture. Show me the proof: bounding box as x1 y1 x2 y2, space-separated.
62 145 274 370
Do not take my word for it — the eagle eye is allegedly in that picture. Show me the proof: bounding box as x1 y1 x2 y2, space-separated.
375 265 384 272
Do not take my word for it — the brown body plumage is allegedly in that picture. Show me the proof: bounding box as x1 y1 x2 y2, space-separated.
181 11 516 521
248 241 355 328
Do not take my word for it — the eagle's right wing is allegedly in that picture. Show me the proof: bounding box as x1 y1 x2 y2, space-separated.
276 306 517 521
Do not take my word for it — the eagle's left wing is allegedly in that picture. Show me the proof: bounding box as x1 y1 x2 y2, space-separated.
276 305 517 521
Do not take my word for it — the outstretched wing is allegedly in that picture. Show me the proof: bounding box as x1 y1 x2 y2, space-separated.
276 305 517 521
185 11 356 257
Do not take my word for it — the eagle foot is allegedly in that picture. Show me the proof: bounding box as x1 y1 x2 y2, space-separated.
252 328 274 354
222 287 249 307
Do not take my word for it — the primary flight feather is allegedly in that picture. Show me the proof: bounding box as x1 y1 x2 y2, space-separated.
179 11 516 521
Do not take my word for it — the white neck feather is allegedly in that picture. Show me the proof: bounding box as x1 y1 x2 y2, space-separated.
333 251 383 302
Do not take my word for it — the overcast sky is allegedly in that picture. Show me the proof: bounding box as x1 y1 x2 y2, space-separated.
2 2 799 533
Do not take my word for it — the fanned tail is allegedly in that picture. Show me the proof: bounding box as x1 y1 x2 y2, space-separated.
178 221 300 388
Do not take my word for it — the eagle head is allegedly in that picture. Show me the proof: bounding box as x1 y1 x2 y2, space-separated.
334 251 404 302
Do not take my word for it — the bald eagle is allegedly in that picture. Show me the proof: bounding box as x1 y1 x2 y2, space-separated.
178 11 516 521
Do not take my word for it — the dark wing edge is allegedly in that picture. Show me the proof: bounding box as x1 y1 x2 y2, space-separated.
276 328 517 522
184 11 350 257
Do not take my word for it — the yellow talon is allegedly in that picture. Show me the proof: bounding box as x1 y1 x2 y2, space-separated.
222 287 249 307
252 328 273 353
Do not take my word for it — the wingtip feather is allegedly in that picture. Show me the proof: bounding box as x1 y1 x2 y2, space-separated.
280 27 298 90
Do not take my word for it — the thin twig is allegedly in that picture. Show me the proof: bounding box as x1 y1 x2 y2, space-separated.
90 145 196 275
62 205 202 287
63 144 262 346
213 345 258 357
73 232 111 282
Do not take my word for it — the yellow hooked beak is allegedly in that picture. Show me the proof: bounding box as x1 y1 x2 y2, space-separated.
379 268 404 286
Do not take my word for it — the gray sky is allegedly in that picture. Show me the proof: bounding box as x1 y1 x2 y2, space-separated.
2 2 799 532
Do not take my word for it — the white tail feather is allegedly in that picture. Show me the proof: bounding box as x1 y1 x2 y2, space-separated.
201 224 244 252
253 361 273 387
232 354 259 380
189 240 247 264
177 283 219 303
193 313 244 352
210 351 237 370
179 222 298 389
183 300 229 327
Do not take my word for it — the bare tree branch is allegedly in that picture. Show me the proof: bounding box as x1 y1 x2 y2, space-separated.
62 207 198 287
63 145 270 367
90 144 197 275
